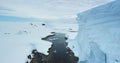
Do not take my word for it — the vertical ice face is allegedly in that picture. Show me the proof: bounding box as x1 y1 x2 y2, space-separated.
76 0 120 63
79 42 106 63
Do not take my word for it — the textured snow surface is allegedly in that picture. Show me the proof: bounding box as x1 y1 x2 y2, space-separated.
0 22 52 63
0 21 78 63
76 0 120 63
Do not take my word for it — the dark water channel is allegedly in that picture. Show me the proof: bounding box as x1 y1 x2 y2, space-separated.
26 33 79 63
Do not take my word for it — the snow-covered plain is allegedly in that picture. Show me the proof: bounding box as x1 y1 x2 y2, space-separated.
0 0 120 63
74 0 120 63
0 21 78 63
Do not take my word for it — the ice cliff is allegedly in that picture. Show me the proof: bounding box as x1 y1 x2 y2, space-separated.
76 0 120 63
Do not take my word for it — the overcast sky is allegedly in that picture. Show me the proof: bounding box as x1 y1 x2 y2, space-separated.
0 0 113 20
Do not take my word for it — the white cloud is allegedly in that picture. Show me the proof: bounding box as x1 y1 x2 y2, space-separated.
0 0 113 19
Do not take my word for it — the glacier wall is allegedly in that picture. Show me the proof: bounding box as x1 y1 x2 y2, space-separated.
76 0 120 63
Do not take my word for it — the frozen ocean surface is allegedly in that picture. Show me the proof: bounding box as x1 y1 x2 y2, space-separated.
0 0 119 63
0 21 78 63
